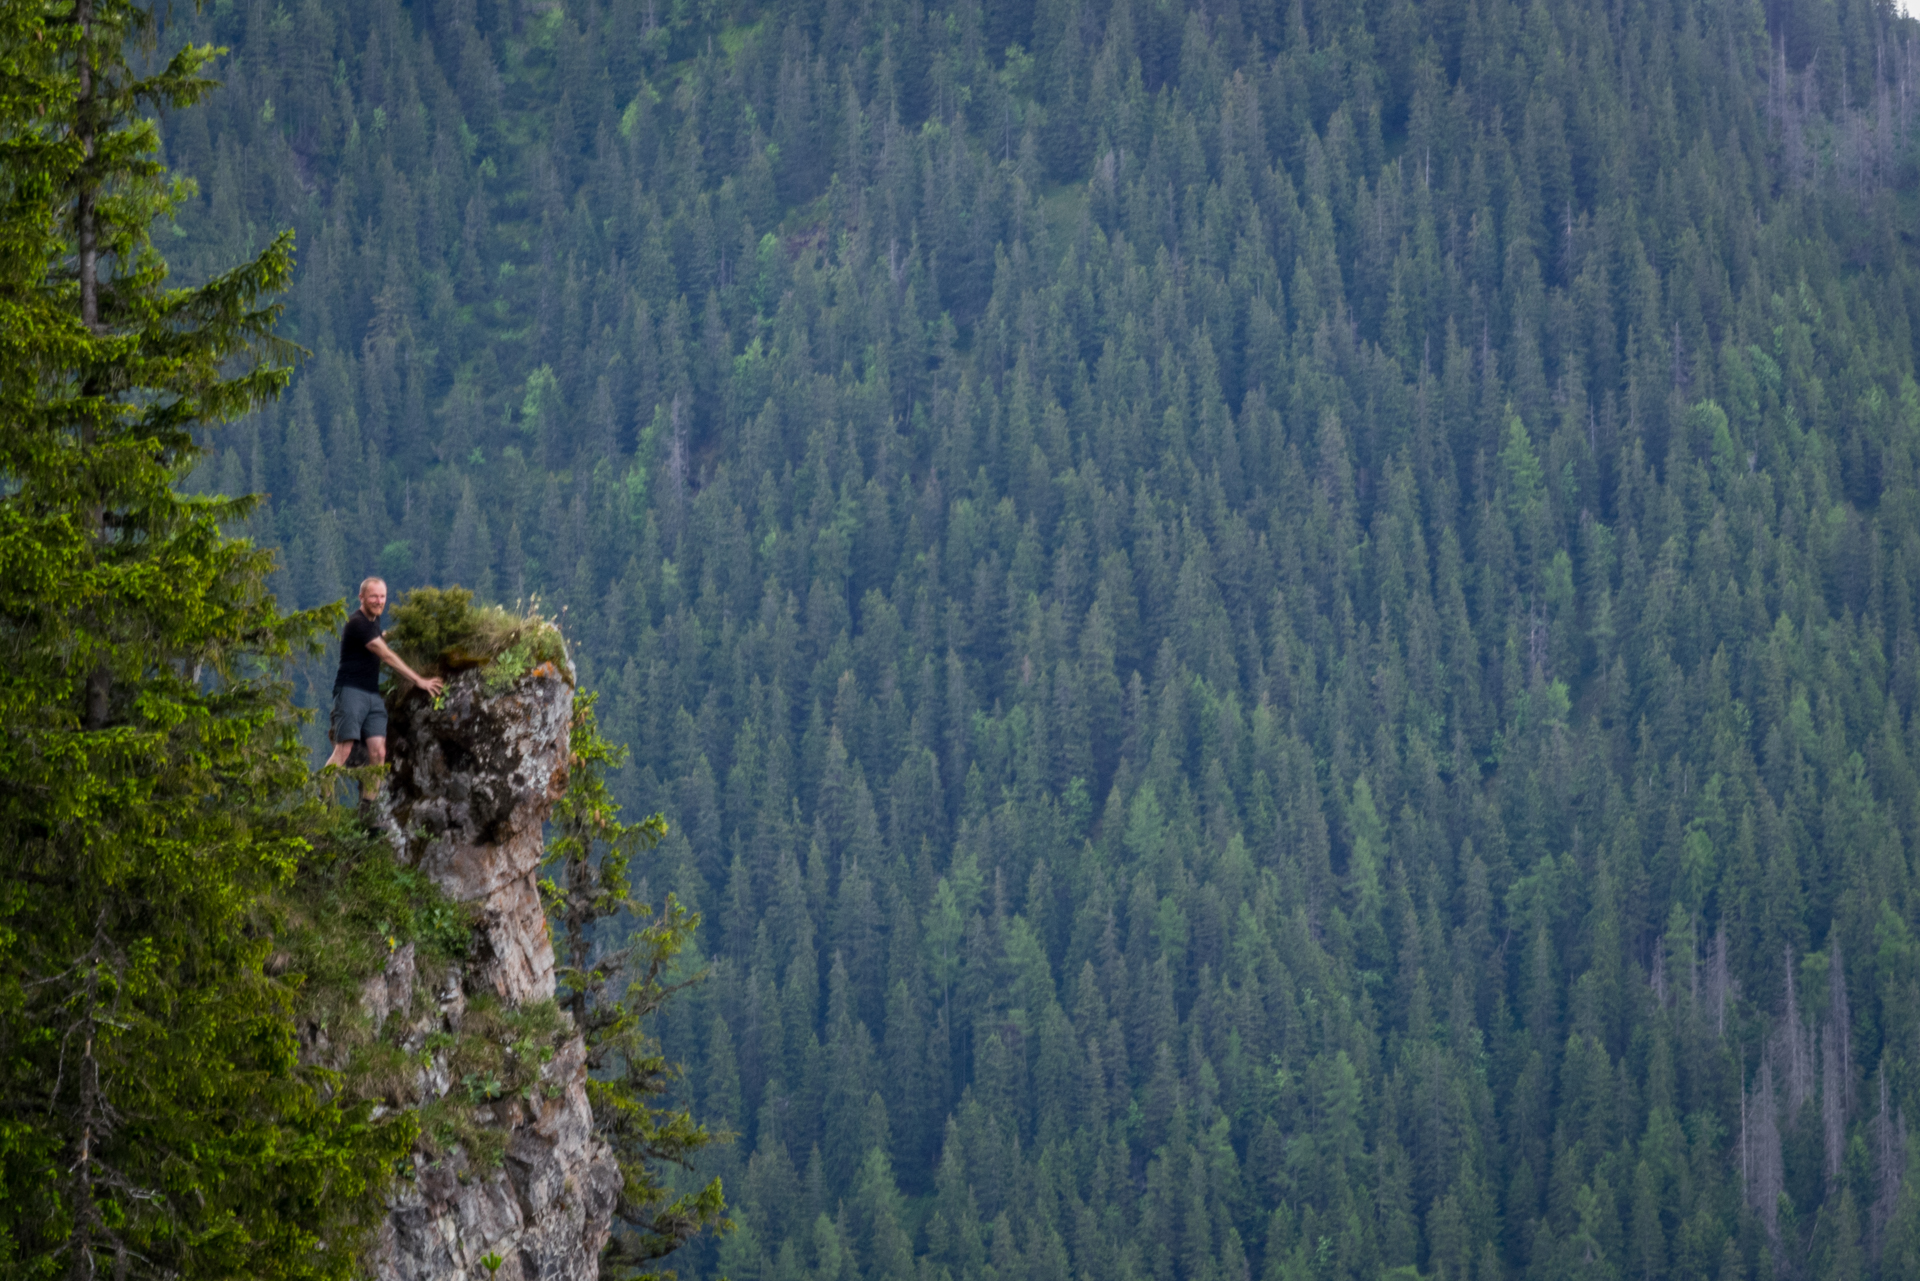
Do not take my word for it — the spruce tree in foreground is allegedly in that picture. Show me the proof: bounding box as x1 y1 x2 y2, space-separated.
0 1 405 1273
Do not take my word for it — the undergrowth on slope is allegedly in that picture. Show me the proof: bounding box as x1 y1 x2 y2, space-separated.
267 805 571 1174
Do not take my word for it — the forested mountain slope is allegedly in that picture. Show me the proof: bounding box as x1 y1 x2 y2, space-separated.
169 0 1920 1276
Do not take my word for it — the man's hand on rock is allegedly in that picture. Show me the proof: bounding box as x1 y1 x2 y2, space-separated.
418 676 446 698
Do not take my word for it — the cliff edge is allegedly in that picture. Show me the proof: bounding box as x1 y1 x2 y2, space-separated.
357 657 620 1281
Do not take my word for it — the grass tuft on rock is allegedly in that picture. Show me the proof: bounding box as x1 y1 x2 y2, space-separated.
384 586 569 690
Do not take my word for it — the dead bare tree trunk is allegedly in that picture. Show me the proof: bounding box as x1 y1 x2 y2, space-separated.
1871 1065 1907 1261
1707 923 1731 1038
1824 1026 1846 1188
1750 1058 1785 1245
1830 939 1854 1117
1782 945 1814 1115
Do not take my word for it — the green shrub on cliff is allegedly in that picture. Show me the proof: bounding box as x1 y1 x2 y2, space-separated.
384 586 568 690
544 692 729 1277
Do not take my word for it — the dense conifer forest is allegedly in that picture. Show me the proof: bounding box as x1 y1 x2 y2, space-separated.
161 0 1920 1275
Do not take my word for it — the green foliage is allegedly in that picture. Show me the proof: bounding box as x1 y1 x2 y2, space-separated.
382 586 483 669
267 814 476 999
270 811 579 1178
544 693 727 1277
0 0 408 1273
482 628 566 694
411 996 571 1170
383 586 568 687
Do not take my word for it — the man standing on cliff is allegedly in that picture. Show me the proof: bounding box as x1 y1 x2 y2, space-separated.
324 577 445 768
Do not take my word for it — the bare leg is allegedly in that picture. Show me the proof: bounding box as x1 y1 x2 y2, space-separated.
325 739 356 768
365 736 388 765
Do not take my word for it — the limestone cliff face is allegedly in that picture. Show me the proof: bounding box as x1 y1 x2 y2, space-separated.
361 659 620 1281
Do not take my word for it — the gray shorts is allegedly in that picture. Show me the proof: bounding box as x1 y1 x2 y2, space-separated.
330 685 389 742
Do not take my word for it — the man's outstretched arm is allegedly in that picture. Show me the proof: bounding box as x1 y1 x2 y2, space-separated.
368 638 446 697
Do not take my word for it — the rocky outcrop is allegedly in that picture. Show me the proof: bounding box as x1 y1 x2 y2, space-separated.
360 658 621 1281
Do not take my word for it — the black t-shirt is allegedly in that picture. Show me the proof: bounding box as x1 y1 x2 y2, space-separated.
335 610 385 693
